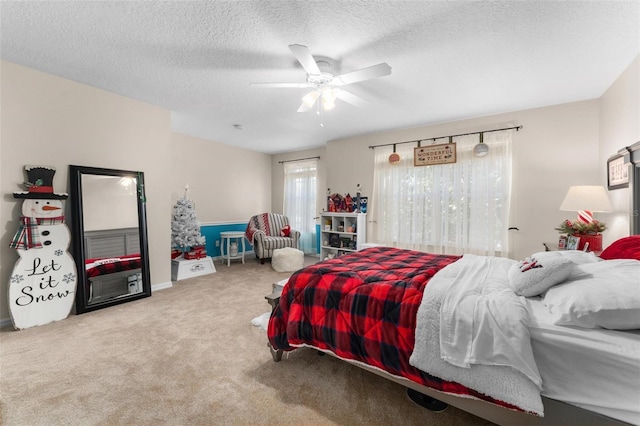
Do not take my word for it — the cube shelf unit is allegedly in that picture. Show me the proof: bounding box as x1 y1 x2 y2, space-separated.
320 212 366 260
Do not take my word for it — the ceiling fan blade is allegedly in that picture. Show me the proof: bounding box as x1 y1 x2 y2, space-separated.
250 82 310 88
289 44 321 77
297 91 320 112
333 63 392 86
334 89 367 107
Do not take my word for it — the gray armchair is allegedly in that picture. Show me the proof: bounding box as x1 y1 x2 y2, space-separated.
245 213 300 264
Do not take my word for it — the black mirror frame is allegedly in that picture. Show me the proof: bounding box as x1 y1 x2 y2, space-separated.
69 165 151 314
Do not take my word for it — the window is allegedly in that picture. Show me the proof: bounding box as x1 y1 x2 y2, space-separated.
284 159 318 254
372 131 513 256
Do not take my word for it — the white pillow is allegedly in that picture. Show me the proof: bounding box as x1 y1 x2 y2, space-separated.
508 255 574 297
542 259 640 330
530 250 601 265
532 251 603 281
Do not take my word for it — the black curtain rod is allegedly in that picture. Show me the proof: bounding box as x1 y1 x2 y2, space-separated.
368 125 523 150
278 156 320 164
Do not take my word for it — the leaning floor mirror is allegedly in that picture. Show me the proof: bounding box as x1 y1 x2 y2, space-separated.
69 165 151 314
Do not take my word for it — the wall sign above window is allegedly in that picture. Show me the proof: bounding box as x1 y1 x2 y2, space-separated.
414 142 457 166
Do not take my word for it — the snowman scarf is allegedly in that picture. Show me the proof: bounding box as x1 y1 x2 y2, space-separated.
9 215 66 250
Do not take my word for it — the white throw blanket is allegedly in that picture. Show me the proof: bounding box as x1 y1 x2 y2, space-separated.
409 254 544 415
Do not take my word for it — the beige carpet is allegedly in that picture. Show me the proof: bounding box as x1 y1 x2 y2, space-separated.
0 256 494 425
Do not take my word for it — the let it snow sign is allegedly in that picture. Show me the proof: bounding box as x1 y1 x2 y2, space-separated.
9 166 77 330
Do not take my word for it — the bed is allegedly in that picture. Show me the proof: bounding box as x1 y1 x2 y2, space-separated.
266 237 640 425
83 227 143 303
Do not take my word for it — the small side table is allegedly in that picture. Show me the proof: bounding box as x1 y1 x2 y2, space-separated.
220 231 246 266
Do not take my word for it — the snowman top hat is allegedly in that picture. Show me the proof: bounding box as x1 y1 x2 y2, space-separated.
13 165 68 200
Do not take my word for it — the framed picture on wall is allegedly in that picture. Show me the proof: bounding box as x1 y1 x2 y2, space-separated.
607 153 629 190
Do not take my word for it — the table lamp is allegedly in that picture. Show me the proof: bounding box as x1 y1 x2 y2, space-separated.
559 185 613 223
559 185 612 252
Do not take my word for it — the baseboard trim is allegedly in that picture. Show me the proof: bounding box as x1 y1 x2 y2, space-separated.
152 281 173 291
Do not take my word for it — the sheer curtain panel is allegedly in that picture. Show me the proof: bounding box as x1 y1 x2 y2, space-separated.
372 130 513 256
284 159 318 254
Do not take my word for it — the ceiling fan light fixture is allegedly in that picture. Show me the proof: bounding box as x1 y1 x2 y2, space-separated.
301 91 319 108
321 89 336 110
322 98 335 110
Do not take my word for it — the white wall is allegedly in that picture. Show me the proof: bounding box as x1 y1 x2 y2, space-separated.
314 100 599 261
0 61 273 323
171 132 272 223
598 55 639 244
1 61 173 321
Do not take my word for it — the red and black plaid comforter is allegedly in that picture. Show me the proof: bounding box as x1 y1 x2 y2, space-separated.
85 255 142 278
268 246 517 407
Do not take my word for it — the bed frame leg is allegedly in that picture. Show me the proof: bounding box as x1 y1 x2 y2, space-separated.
269 343 283 362
265 292 284 362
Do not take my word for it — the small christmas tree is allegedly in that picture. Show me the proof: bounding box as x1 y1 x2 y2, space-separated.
171 185 206 252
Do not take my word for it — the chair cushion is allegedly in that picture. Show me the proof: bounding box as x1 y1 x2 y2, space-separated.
263 236 295 250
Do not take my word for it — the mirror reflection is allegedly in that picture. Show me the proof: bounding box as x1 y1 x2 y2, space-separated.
69 166 151 314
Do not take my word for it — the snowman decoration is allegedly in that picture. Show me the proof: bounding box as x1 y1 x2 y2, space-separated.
8 166 77 330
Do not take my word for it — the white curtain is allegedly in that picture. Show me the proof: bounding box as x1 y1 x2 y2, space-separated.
284 159 318 254
372 130 512 256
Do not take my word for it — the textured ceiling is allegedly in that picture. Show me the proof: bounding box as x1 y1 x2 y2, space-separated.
1 1 638 154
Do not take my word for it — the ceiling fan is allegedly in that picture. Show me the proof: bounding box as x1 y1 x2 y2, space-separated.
251 44 392 113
